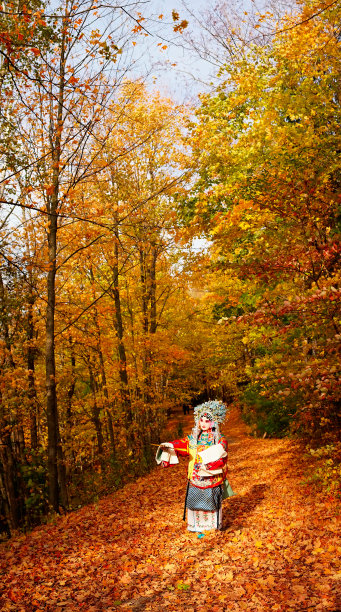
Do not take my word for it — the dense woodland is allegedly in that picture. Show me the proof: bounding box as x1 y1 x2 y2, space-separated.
0 0 340 536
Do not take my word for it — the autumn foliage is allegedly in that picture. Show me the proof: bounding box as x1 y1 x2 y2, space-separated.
185 1 341 455
1 409 340 611
0 0 340 539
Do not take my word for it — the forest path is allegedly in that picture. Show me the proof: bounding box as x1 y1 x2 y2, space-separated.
1 408 340 612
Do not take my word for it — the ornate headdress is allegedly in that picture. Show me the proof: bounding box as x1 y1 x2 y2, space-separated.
192 400 229 444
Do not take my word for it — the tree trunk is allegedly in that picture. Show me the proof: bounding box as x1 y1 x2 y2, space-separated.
88 267 116 456
110 218 134 450
46 211 60 510
98 347 116 456
149 245 157 334
0 270 15 369
27 288 38 449
125 278 140 395
45 15 68 511
64 335 76 478
67 337 76 425
88 363 104 458
0 415 20 531
0 466 12 537
139 247 149 334
113 227 130 406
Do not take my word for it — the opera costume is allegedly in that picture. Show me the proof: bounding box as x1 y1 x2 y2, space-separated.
156 400 234 532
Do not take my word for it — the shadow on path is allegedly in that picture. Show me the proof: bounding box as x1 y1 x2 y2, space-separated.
222 483 268 532
119 484 269 611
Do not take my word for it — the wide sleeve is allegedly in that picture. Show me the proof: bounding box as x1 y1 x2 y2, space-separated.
171 437 190 457
155 437 189 467
206 437 228 470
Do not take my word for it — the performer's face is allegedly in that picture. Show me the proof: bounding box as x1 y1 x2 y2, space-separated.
199 416 213 431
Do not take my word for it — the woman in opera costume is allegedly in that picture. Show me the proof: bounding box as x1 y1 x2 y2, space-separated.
156 400 235 532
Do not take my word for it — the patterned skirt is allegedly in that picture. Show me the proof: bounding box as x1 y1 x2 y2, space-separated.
184 483 223 531
187 507 222 531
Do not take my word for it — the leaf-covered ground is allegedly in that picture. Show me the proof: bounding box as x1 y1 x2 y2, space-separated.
1 409 340 612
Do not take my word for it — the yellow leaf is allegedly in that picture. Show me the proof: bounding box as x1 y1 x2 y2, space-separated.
267 575 275 587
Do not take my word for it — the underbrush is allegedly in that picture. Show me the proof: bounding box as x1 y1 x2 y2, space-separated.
238 389 341 498
68 417 185 509
303 443 341 498
0 416 185 540
240 385 294 437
